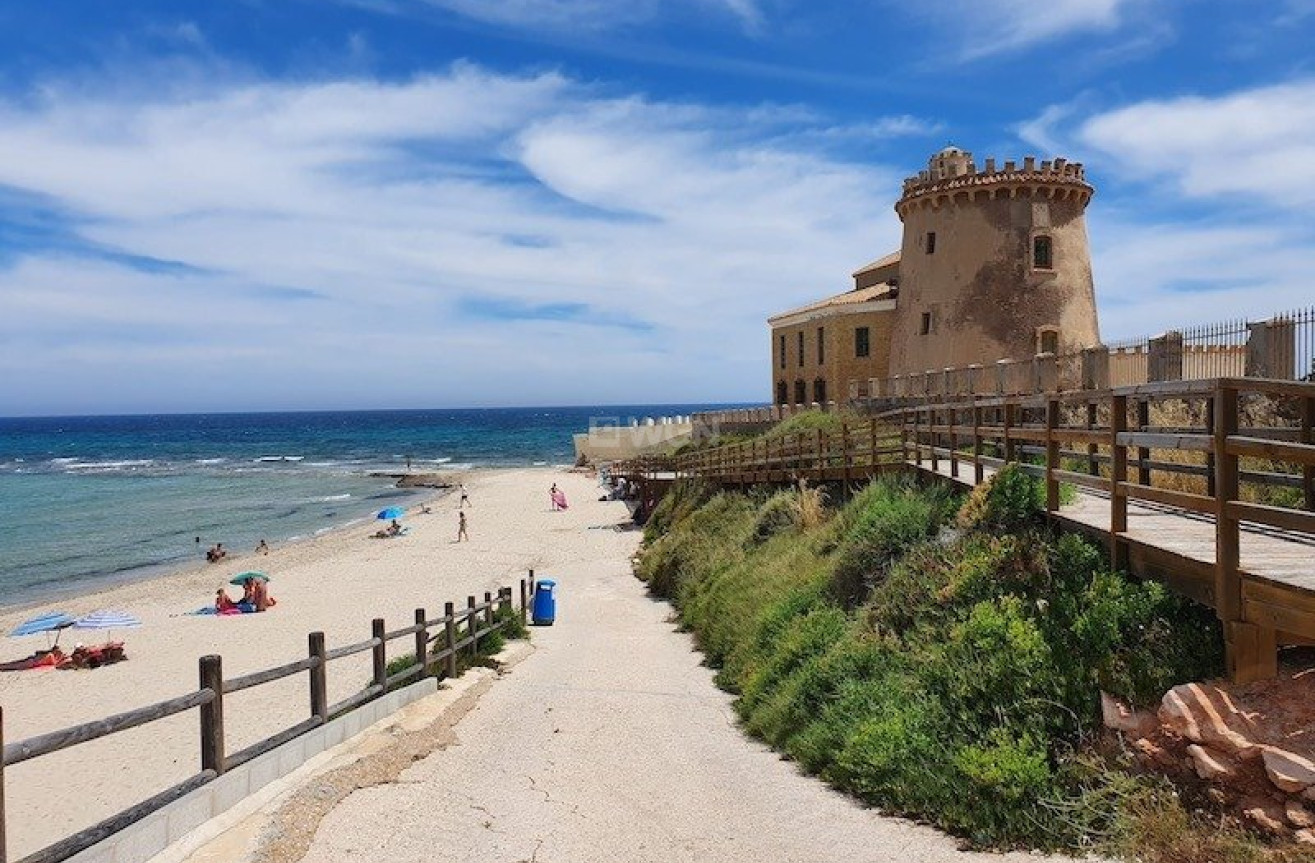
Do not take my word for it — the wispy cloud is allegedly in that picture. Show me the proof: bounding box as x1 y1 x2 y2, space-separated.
394 0 764 33
898 0 1165 59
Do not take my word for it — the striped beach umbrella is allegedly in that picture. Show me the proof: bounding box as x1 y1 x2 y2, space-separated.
9 611 75 638
73 610 141 630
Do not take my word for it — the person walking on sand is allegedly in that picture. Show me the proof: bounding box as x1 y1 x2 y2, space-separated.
459 483 470 508
549 483 559 511
457 510 469 542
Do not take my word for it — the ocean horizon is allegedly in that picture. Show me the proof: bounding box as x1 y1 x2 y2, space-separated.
0 404 742 607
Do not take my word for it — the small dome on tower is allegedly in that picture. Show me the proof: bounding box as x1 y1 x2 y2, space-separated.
929 145 973 180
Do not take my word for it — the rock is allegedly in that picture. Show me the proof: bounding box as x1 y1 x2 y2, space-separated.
1305 786 1315 804
1101 691 1158 737
1286 800 1315 829
1239 795 1288 835
1297 828 1315 846
1262 746 1315 793
1159 683 1259 759
1186 744 1237 782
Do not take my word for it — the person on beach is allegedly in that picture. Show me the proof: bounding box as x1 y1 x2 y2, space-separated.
206 543 227 563
550 483 559 511
459 483 470 508
389 519 402 537
215 588 237 613
457 510 468 542
255 539 270 555
253 578 276 611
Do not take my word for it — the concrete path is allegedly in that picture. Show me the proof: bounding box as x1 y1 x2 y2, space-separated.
291 551 1066 863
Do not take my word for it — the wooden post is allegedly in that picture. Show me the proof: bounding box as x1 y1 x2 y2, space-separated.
467 596 479 656
520 578 529 625
309 632 327 721
1110 394 1128 570
913 408 921 467
841 422 851 485
972 403 983 485
815 428 824 479
371 618 386 689
869 417 878 477
1003 402 1017 463
444 601 457 679
1086 400 1099 477
528 568 535 603
484 591 494 630
1046 398 1060 512
948 406 958 479
1136 399 1152 487
929 407 939 473
1205 396 1217 498
1303 397 1314 510
199 654 225 775
414 608 429 677
1214 386 1240 625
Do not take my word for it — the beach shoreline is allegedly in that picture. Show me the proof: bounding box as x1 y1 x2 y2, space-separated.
0 466 619 860
0 475 462 614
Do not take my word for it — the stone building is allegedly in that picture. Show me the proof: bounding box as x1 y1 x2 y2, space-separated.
769 146 1101 404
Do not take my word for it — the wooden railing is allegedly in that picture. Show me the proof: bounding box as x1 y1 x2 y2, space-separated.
0 575 539 863
658 378 1315 683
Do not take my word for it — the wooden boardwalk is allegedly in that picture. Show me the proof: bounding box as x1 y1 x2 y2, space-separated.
622 377 1315 682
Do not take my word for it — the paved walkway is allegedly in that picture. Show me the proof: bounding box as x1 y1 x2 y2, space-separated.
292 550 1066 863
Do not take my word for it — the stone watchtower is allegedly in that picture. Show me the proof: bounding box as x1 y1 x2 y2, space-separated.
886 146 1100 377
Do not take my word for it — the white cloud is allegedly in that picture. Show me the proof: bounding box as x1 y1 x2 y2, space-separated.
906 0 1157 58
412 0 763 33
0 63 905 414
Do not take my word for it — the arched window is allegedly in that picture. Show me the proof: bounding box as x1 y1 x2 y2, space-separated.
794 379 806 405
776 381 788 406
1033 235 1053 270
813 378 827 404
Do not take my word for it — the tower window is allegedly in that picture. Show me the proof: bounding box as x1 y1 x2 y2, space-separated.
1038 327 1060 355
776 380 787 405
813 378 827 404
817 327 825 364
797 331 804 367
1033 235 1053 270
778 334 785 369
855 326 870 358
926 232 937 254
920 312 932 335
794 379 806 404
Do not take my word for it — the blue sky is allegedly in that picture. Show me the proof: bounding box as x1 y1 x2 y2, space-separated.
0 0 1312 415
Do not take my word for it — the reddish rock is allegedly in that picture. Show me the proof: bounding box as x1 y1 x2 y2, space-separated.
1186 744 1237 782
1286 799 1315 829
1159 683 1259 759
1239 795 1288 835
1262 746 1315 793
1101 691 1158 737
1296 827 1315 845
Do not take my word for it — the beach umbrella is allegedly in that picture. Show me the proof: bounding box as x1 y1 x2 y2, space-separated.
377 506 406 520
9 611 75 638
229 571 270 585
73 610 141 630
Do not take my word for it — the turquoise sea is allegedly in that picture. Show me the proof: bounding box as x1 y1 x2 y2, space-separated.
0 405 730 606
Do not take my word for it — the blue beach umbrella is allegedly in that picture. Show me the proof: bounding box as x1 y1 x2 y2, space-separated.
10 611 75 638
73 610 141 631
377 506 406 520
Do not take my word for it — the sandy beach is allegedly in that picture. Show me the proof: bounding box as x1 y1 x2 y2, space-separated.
0 467 622 859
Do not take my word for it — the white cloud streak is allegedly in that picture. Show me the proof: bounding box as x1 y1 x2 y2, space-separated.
905 0 1158 58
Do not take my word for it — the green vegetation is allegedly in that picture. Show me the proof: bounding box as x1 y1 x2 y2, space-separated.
636 465 1261 856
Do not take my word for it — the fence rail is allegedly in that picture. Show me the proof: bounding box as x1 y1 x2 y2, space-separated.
646 377 1315 686
0 575 538 863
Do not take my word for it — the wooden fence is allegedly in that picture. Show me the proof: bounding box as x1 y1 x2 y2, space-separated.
0 574 541 863
631 378 1315 684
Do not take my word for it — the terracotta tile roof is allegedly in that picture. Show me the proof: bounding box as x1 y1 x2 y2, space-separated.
769 282 897 323
851 250 901 277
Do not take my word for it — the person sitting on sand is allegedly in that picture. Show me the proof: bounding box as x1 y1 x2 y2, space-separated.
252 579 276 612
256 539 270 555
215 588 237 613
388 519 402 536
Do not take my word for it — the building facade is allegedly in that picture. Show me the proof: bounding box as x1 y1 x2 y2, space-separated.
768 147 1101 404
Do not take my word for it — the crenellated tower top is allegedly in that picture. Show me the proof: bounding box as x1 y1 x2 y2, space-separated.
895 146 1093 220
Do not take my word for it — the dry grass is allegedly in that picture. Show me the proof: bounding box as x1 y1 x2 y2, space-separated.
796 479 827 530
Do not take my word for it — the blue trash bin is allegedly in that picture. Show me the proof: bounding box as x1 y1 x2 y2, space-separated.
532 579 557 625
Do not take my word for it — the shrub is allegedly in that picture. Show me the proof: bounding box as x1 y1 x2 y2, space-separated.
957 463 1044 532
749 489 798 544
